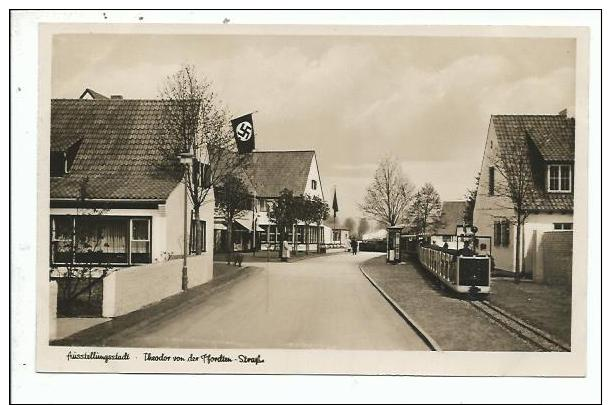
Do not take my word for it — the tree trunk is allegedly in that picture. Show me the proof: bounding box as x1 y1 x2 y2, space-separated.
316 222 321 253
305 224 309 255
278 227 284 258
226 219 233 264
514 216 522 283
194 209 202 255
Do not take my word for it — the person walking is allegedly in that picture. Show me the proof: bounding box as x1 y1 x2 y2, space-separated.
350 238 358 255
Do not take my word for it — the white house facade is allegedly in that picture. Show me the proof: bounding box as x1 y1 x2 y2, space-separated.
472 112 574 279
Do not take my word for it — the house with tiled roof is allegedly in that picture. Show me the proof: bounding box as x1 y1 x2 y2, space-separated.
472 111 575 279
213 149 331 252
49 92 215 271
436 201 468 235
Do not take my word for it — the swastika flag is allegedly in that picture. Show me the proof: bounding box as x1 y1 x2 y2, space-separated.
231 113 255 154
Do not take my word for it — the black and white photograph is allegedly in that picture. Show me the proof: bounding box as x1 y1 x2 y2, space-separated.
8 9 604 401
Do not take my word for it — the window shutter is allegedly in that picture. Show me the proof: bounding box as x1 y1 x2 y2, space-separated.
203 164 212 188
493 222 501 246
502 220 510 247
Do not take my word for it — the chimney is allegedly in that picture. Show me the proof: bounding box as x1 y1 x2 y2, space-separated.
110 95 123 100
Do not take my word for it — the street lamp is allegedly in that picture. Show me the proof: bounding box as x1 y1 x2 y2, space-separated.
178 150 194 291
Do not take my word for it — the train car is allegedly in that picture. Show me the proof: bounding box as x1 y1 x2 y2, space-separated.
416 227 492 295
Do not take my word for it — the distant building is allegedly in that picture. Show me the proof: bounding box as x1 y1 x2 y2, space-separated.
213 150 331 252
472 111 574 278
430 201 468 247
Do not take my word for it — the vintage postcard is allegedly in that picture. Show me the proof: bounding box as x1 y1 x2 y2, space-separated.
34 21 590 376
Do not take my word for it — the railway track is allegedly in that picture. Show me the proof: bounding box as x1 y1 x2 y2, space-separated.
468 299 570 352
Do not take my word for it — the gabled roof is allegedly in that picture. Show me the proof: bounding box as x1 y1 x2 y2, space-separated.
491 114 575 212
245 150 316 197
493 114 574 161
436 201 467 234
50 99 182 200
79 88 109 100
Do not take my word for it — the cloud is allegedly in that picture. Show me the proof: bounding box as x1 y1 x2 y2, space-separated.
51 34 575 220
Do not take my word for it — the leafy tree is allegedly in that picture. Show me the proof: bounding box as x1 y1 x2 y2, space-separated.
268 189 300 258
215 174 252 262
408 183 442 235
310 195 330 253
343 217 356 234
357 218 370 239
360 156 415 226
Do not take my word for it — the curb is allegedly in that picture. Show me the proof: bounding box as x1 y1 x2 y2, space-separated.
359 264 443 352
51 266 259 346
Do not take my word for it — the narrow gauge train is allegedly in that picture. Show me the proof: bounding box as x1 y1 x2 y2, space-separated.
390 226 492 295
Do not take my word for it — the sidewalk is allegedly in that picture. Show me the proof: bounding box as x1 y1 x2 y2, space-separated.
214 249 347 264
361 256 536 351
52 263 261 346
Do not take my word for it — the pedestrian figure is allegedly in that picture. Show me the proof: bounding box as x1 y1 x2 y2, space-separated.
281 239 291 262
350 238 358 255
459 240 474 257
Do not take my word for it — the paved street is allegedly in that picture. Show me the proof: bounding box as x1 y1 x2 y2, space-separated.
102 252 429 350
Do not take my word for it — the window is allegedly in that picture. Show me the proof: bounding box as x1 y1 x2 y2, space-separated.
269 225 277 243
51 216 74 263
296 226 304 243
548 164 572 192
258 199 266 212
50 215 151 265
189 219 206 254
311 180 317 190
554 223 573 230
488 167 495 195
131 219 151 263
493 220 510 247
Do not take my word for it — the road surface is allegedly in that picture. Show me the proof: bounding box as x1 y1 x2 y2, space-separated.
104 252 429 350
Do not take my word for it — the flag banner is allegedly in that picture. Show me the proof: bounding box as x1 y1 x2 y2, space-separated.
332 189 339 217
231 113 255 154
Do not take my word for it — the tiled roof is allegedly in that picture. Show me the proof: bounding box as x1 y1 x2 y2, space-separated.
50 99 182 200
245 151 315 197
436 201 467 234
491 114 575 212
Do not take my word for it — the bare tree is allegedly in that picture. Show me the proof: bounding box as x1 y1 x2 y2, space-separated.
157 65 248 254
487 134 535 283
463 172 480 226
408 183 442 235
359 156 415 226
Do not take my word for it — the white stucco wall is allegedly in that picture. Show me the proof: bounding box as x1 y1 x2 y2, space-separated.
523 212 573 278
102 253 213 318
49 281 58 340
303 154 325 199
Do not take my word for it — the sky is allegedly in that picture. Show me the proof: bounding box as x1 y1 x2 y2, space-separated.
52 33 576 224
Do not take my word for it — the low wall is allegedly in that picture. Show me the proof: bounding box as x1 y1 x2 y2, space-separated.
49 281 58 340
103 253 213 318
540 231 573 286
